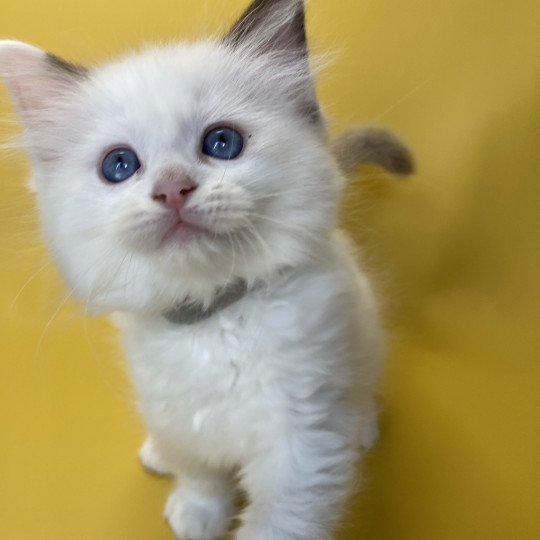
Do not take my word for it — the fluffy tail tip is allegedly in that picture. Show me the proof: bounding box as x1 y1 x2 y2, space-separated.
331 126 415 178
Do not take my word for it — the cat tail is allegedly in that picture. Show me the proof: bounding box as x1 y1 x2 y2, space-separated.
331 126 415 178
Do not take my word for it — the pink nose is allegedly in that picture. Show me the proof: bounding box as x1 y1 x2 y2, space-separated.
152 176 197 211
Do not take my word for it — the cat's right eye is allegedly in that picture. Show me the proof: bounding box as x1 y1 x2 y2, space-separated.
101 148 141 183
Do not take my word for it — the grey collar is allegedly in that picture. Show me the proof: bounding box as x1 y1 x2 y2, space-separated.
162 278 250 325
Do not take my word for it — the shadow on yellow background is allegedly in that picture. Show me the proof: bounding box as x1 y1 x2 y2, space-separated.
1 1 539 538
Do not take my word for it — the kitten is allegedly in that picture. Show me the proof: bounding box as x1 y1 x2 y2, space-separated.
0 0 411 538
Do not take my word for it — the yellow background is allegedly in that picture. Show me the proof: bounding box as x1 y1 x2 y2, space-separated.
1 0 539 538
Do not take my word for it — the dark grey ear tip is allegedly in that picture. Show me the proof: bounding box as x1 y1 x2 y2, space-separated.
225 0 307 50
46 53 88 78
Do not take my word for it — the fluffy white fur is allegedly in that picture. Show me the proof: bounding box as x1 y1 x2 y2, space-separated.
0 1 384 538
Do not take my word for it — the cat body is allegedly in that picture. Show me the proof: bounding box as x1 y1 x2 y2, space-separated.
124 232 381 539
0 1 407 538
122 233 381 467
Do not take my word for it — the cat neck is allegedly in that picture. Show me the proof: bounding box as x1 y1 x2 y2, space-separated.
162 278 252 325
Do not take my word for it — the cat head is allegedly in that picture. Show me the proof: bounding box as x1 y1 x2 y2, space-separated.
0 0 343 314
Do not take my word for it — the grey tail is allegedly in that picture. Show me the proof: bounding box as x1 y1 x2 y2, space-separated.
331 126 415 177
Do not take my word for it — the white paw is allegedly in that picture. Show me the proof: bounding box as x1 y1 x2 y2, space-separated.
165 488 231 540
139 437 174 476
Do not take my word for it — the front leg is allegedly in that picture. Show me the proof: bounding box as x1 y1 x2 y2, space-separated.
140 436 236 539
237 429 358 540
166 466 236 540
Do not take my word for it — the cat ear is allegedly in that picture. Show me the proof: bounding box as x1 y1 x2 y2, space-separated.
225 0 321 123
0 40 87 128
226 0 308 56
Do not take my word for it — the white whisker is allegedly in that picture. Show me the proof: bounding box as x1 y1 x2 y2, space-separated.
10 258 52 309
371 77 432 122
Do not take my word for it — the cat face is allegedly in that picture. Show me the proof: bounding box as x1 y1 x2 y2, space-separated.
0 0 343 313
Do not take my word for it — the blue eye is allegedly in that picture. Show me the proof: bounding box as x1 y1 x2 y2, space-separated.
202 126 244 160
101 148 141 183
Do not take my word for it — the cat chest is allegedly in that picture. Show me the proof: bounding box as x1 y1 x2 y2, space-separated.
121 314 283 456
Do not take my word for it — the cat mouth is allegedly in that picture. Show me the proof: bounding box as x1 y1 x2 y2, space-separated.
160 217 209 246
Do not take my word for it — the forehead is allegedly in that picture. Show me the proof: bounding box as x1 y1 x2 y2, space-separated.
82 43 261 140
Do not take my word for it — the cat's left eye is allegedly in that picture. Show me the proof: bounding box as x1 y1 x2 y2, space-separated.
202 126 244 160
101 148 141 183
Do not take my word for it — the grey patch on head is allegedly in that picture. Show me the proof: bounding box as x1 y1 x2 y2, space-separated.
331 127 415 177
46 53 88 78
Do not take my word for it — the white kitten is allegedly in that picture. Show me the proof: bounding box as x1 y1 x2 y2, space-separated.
0 1 400 538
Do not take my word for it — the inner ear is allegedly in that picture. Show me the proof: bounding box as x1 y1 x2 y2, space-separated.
0 40 87 124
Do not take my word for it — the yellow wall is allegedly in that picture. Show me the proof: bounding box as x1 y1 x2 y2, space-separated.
1 1 539 538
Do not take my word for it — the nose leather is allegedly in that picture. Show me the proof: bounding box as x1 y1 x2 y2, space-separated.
152 176 197 211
